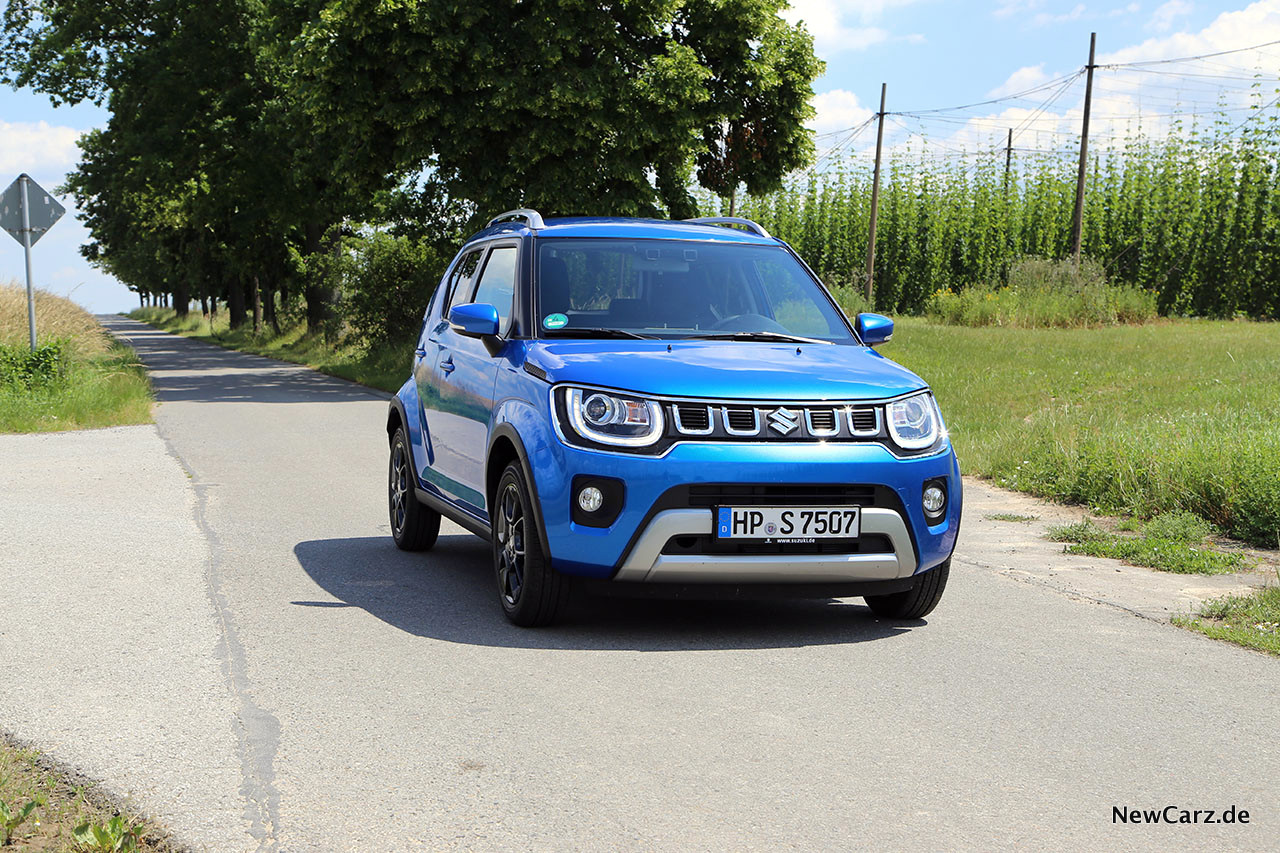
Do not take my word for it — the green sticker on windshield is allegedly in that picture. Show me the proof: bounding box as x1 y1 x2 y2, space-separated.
543 313 568 330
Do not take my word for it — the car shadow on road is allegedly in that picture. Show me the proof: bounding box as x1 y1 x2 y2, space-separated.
293 536 920 651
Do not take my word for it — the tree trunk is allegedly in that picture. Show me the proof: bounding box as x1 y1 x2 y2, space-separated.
174 279 190 318
304 220 329 334
727 186 737 217
264 285 280 335
228 273 247 328
252 275 263 334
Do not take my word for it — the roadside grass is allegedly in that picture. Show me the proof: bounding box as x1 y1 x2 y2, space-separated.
1 283 152 432
1046 511 1248 574
1174 586 1280 656
985 513 1038 523
880 317 1280 550
131 307 408 393
0 735 176 851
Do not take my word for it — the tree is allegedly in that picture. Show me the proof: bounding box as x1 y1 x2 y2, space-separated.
685 0 822 215
289 0 822 223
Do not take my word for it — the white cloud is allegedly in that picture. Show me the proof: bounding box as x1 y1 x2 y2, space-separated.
988 63 1051 97
1102 0 1280 63
0 121 82 176
809 89 875 136
1031 3 1088 26
782 0 923 56
994 0 1044 19
1149 1 1194 31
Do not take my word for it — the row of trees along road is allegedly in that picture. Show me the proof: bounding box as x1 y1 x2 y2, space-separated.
0 0 823 332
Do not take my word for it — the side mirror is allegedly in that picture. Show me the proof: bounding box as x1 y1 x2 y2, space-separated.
855 313 894 346
448 303 500 338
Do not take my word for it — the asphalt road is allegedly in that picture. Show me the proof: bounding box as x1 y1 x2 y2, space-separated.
5 316 1278 852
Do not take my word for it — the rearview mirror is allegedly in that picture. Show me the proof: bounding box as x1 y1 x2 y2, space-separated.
448 303 500 338
855 313 894 346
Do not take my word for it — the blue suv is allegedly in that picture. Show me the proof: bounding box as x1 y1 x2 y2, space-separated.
387 210 961 626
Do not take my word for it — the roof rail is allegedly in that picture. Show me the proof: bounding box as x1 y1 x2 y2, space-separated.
685 216 772 239
487 208 546 230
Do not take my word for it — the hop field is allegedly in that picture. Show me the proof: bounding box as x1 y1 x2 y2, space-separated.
705 110 1280 322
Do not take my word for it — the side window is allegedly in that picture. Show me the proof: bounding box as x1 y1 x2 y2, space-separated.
442 249 484 315
469 246 518 334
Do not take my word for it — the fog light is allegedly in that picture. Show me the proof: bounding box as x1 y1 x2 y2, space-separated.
578 486 604 513
923 483 946 516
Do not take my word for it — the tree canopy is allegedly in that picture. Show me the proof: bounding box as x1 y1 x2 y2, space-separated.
1 0 822 325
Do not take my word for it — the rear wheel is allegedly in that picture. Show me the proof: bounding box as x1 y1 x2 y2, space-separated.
864 559 950 619
493 462 569 627
389 428 441 551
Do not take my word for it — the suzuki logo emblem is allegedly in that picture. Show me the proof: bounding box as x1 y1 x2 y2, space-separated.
768 407 800 435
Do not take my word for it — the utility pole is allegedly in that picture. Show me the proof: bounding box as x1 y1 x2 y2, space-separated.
1070 32 1097 265
1004 127 1014 189
865 82 887 304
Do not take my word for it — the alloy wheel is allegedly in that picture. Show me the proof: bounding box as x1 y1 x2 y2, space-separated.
496 482 526 606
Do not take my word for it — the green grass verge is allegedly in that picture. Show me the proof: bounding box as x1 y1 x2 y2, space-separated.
881 318 1280 549
0 735 175 851
130 308 408 393
1046 512 1248 574
1174 586 1280 656
0 339 153 433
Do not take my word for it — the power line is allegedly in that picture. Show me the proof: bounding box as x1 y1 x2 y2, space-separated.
1099 38 1280 68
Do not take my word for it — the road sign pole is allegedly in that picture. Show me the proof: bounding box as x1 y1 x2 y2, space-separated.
19 174 37 350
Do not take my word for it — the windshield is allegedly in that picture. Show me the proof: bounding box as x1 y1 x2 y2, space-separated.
535 239 854 343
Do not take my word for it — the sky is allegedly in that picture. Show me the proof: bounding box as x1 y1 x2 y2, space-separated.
1 0 1277 312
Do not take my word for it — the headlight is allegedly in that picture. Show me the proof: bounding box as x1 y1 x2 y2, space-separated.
565 387 664 447
886 392 942 450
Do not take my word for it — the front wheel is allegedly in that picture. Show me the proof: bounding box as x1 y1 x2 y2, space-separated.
493 463 569 627
864 559 950 619
389 428 441 551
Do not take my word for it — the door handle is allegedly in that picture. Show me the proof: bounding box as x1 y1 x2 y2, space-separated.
440 357 455 375
414 346 427 359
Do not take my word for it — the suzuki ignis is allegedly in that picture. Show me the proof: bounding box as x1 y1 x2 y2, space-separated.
387 210 961 626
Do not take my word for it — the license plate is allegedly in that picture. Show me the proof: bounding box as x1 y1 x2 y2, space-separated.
715 506 860 540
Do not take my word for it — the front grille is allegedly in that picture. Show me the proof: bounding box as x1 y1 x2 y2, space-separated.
673 404 711 433
724 407 758 433
850 408 879 434
807 408 838 434
686 483 879 507
664 398 887 442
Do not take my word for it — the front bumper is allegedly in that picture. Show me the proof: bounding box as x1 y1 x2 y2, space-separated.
533 438 962 582
613 507 916 583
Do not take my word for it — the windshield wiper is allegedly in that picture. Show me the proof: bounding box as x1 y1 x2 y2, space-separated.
691 331 834 345
548 327 658 340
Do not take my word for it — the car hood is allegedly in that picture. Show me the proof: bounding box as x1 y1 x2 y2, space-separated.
524 340 927 401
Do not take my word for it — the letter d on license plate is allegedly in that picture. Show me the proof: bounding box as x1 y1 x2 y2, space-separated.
716 506 860 539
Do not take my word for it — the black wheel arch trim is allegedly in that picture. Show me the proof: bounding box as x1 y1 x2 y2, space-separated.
390 397 494 540
487 423 553 561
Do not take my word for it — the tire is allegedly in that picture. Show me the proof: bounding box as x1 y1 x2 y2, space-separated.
389 428 441 551
864 559 950 619
493 462 569 627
